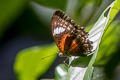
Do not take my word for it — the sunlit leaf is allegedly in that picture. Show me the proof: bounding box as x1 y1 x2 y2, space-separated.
106 0 120 27
84 0 120 79
94 0 120 65
14 44 57 80
94 21 120 65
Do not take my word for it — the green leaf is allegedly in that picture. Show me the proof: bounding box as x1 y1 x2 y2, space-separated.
0 0 27 37
55 64 68 80
87 0 120 66
94 21 120 65
14 44 57 80
32 0 67 10
106 0 120 27
84 0 119 79
94 0 120 66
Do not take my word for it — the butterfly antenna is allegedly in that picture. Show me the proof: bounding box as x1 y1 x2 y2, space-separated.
39 53 57 61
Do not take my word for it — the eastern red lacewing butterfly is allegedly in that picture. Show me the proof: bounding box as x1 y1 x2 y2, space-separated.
51 10 93 56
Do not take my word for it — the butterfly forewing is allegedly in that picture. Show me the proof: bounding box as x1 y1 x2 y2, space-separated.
51 10 76 54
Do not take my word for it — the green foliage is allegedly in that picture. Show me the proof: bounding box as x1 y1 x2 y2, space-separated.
32 0 67 10
91 67 105 80
65 0 102 26
84 0 119 80
12 0 120 80
14 44 57 80
95 21 120 65
0 0 27 37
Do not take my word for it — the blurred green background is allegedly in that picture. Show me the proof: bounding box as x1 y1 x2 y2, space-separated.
0 0 120 80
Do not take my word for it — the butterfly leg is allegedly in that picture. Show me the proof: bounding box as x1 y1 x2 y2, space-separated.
59 52 69 67
63 57 69 67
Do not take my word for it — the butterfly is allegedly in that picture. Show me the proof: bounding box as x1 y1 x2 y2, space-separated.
51 10 93 56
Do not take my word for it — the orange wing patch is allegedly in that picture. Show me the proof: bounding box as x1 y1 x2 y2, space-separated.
69 40 79 53
59 34 70 53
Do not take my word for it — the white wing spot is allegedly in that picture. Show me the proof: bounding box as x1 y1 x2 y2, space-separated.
53 27 65 36
58 27 61 33
67 27 70 30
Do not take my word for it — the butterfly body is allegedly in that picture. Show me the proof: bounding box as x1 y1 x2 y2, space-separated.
51 10 93 56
